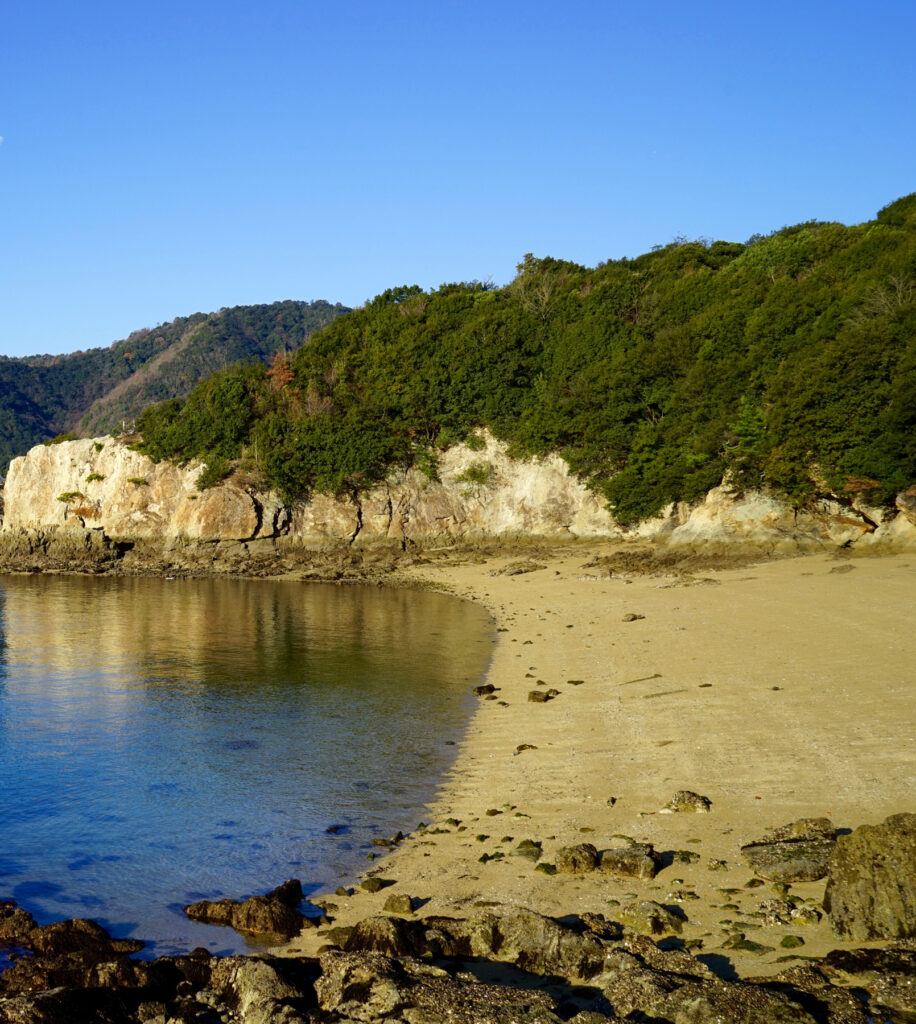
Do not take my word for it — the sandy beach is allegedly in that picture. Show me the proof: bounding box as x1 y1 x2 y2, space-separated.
281 545 916 978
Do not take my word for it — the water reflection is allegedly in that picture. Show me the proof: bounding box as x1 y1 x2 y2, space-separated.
0 575 492 955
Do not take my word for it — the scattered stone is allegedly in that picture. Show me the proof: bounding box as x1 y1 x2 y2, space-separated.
599 843 661 880
555 843 599 874
515 743 538 752
360 877 392 893
528 689 553 702
673 849 701 864
485 808 502 816
535 862 557 875
618 900 685 936
382 893 414 915
473 683 496 696
664 790 712 813
707 858 729 871
511 839 542 862
781 934 806 948
622 612 645 621
742 817 837 882
567 679 585 685
824 812 916 939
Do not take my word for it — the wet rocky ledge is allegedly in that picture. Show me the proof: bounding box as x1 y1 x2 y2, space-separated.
1 813 913 1024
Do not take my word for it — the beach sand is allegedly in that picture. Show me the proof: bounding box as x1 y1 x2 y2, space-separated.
280 545 916 977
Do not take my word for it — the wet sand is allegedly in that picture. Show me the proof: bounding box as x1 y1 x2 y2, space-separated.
281 545 916 977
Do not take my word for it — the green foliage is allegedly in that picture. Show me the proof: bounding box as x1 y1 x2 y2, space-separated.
0 300 350 474
93 441 105 451
127 477 148 485
120 194 916 519
197 457 231 491
44 432 78 446
85 472 105 482
57 491 83 502
455 461 495 486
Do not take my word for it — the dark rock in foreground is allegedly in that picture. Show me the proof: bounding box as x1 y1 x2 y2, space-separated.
0 898 912 1023
824 812 916 940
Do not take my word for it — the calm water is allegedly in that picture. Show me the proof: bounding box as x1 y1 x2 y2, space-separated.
0 575 492 957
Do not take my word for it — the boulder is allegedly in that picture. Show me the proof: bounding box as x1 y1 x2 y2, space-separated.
344 915 418 957
741 818 837 882
664 790 711 813
0 902 37 942
184 884 305 939
315 949 564 1024
823 812 916 939
821 946 916 1020
232 895 304 939
617 900 684 936
555 843 599 873
598 843 661 880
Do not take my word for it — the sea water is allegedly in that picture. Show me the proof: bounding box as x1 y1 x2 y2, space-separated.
0 574 492 956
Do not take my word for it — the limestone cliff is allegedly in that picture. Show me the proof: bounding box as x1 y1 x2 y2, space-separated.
1 435 915 562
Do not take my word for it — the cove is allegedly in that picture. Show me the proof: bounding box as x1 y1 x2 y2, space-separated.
0 574 493 957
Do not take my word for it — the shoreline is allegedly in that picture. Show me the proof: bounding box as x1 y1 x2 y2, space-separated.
277 543 916 978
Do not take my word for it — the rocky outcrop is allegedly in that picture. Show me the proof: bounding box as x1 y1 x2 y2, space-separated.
824 812 916 940
2 435 915 558
3 900 913 1023
184 880 306 940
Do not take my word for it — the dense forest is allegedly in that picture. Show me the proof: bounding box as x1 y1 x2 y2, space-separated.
135 195 916 523
0 300 349 474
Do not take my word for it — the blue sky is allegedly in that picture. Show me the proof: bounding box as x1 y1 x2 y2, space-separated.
1 0 913 357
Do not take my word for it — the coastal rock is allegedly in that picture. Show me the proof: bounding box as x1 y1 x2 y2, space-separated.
821 946 916 1019
663 790 712 813
232 895 304 939
741 818 837 882
598 843 661 880
184 883 305 940
0 902 37 942
209 955 311 1024
383 893 415 915
4 436 915 555
555 843 599 873
823 812 916 939
617 900 684 936
344 915 418 957
315 949 565 1024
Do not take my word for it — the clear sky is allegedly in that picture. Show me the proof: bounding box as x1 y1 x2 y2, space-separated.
1 0 913 357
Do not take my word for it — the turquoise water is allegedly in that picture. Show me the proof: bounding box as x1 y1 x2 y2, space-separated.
0 575 492 957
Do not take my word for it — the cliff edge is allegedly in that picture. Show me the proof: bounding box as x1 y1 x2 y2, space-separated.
1 435 914 573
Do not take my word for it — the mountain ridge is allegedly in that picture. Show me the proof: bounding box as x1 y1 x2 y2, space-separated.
0 299 350 473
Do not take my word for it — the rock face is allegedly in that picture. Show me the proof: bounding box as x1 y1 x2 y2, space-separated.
2 434 915 554
824 812 916 940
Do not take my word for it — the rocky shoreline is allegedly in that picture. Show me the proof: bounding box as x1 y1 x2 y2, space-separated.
2 811 914 1024
2 438 915 1022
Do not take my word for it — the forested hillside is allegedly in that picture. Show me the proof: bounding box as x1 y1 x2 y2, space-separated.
136 195 916 523
0 300 349 474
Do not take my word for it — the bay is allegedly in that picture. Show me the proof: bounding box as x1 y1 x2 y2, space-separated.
0 574 493 956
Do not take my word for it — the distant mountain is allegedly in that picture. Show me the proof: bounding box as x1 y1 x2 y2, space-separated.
0 300 350 473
